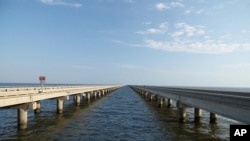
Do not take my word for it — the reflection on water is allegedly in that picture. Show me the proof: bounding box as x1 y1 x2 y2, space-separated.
0 86 236 140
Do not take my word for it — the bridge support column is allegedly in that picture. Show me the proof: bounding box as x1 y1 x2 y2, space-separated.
75 95 81 106
194 108 202 122
96 91 100 97
18 108 28 129
57 99 64 114
57 96 69 114
148 95 154 101
93 91 96 99
153 94 156 101
210 113 217 124
96 91 98 98
16 102 37 129
167 98 172 108
177 101 187 123
158 97 165 108
144 92 148 98
101 90 105 96
34 101 41 114
86 93 91 101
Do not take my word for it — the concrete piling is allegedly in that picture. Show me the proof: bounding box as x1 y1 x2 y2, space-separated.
194 108 202 122
75 95 81 106
158 97 164 108
167 98 172 108
149 95 154 101
177 101 187 123
34 101 41 114
86 93 91 101
18 108 28 129
210 113 217 124
57 99 64 114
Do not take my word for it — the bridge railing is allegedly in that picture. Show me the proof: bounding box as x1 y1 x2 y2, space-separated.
0 85 120 97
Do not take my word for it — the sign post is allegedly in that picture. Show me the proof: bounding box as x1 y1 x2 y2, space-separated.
39 76 46 93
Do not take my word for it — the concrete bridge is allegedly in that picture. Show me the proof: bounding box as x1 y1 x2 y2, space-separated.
0 85 122 129
131 86 250 124
2 85 249 130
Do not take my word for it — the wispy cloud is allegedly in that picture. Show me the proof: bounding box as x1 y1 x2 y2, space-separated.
155 3 169 10
142 22 152 25
137 28 164 34
170 2 184 8
136 22 168 35
122 17 250 54
40 0 82 8
172 23 205 37
111 39 125 44
112 38 250 54
184 8 207 15
241 30 250 33
155 2 184 10
144 39 241 54
184 9 191 14
111 39 143 47
196 9 204 14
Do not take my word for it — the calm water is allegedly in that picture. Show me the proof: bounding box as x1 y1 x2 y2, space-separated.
0 85 239 140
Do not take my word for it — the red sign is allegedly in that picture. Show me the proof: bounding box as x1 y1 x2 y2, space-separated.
39 76 46 81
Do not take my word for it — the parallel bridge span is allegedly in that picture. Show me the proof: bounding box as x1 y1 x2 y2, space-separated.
131 85 250 124
0 85 122 129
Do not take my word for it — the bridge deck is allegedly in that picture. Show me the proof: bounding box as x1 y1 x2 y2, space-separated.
132 86 250 123
0 85 121 108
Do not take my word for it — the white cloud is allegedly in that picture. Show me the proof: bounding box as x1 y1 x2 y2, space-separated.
172 23 205 37
159 22 168 29
171 2 184 8
142 22 152 25
241 30 250 33
137 22 168 35
144 39 241 54
184 8 207 15
155 3 169 10
40 0 82 8
137 28 163 34
242 43 250 51
155 2 184 10
196 9 204 14
185 10 191 14
172 31 184 37
111 39 142 47
145 40 163 49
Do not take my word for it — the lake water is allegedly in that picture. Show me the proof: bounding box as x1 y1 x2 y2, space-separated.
0 85 239 140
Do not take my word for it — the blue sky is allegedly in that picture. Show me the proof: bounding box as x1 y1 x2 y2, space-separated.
1 0 250 87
